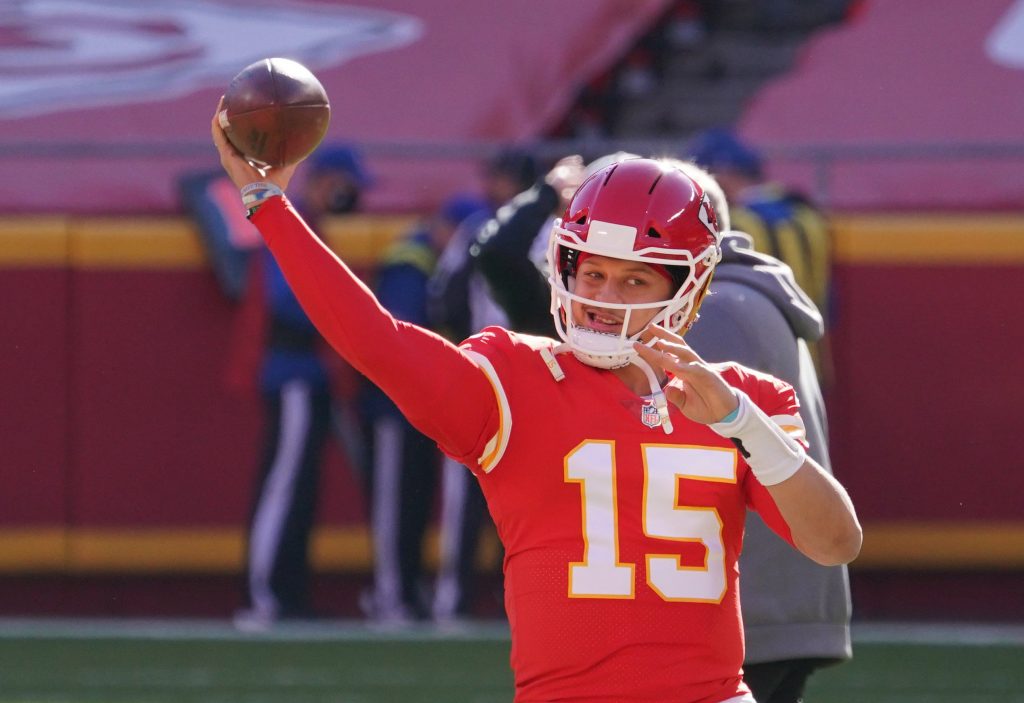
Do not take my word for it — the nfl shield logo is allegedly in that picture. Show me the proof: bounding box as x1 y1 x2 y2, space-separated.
641 400 661 428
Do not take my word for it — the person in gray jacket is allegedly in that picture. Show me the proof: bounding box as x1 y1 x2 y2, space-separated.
681 161 852 703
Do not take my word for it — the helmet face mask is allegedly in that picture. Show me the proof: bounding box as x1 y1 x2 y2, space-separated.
546 158 721 370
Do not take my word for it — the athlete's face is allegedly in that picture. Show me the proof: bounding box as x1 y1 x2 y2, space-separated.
570 254 673 337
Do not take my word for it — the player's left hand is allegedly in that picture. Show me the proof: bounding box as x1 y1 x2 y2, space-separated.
634 326 739 426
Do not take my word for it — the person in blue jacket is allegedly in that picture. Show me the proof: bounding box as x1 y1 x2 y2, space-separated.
232 146 372 628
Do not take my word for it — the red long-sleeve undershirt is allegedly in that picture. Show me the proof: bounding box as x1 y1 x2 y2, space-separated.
251 196 499 466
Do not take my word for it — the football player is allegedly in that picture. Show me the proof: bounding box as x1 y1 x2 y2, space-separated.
212 105 861 703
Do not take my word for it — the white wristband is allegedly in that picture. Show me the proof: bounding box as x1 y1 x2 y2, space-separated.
709 390 806 486
240 181 284 209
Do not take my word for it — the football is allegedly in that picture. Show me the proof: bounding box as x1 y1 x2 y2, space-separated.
219 57 331 169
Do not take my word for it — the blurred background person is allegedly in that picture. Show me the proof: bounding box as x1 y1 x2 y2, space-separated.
234 145 371 629
428 148 540 344
183 144 372 629
471 150 638 334
687 127 835 386
677 159 853 703
467 153 584 337
427 149 540 622
360 193 489 624
432 151 636 622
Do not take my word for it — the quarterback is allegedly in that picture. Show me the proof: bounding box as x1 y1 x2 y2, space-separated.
212 106 861 703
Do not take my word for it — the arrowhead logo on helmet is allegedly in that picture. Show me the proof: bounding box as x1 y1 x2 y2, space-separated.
698 193 720 240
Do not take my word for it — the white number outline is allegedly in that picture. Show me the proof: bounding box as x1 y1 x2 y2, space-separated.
565 440 635 598
566 440 737 603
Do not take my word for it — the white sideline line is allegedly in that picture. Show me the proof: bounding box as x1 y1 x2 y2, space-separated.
852 621 1024 646
0 618 1023 646
0 617 512 642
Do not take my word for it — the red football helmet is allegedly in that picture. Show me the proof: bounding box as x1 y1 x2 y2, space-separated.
547 157 721 369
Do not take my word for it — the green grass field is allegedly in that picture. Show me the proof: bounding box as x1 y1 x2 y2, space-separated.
1 620 1022 702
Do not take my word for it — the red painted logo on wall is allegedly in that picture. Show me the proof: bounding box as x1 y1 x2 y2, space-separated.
0 0 422 117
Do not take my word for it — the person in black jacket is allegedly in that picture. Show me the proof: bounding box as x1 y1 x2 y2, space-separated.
426 150 539 622
431 152 635 621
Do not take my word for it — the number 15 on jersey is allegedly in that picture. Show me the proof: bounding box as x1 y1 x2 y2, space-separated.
565 440 737 603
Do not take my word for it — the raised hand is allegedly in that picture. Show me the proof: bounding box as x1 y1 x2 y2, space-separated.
633 326 739 425
545 154 585 207
210 97 299 192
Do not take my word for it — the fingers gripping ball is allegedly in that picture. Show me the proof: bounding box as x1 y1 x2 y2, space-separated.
219 58 330 169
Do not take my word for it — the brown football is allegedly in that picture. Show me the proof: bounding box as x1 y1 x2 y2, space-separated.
219 58 331 168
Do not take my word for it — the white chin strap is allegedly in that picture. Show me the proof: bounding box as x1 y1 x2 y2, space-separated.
566 327 637 369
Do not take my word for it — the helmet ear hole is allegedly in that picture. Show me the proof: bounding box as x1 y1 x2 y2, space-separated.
559 247 579 275
668 265 691 291
647 227 661 239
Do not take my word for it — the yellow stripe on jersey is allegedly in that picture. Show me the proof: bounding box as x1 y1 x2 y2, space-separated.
464 350 512 473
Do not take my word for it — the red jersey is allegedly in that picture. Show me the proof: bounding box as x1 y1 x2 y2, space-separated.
252 197 804 703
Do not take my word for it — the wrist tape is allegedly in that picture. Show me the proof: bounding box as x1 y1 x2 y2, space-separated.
241 182 284 218
709 390 806 486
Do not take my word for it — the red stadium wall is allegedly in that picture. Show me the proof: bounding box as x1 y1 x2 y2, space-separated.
1 212 1022 618
828 216 1024 548
0 216 418 577
826 215 1024 620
